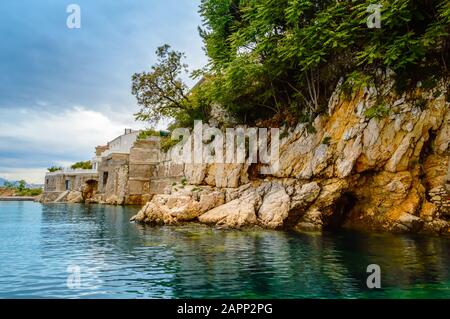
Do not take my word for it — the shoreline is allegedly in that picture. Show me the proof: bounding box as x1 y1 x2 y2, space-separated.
0 196 37 201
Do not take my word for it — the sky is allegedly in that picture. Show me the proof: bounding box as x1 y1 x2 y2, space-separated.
0 0 208 184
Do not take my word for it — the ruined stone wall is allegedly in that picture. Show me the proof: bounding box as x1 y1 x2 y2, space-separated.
91 138 170 205
429 186 449 217
125 139 160 204
41 172 98 203
148 150 185 195
96 153 129 204
44 173 97 193
426 154 450 218
44 174 65 192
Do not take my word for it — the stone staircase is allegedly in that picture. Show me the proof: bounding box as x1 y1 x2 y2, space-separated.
54 190 70 203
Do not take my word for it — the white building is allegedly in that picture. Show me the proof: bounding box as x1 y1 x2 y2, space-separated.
92 129 141 171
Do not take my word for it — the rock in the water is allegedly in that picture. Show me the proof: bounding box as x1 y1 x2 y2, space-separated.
198 192 258 229
131 187 225 224
393 213 424 233
294 209 323 232
257 184 290 229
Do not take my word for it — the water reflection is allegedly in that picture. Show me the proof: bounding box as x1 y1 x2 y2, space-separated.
0 202 448 298
134 224 450 298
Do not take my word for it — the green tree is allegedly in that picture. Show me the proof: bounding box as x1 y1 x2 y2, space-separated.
70 161 92 170
17 180 26 192
132 45 211 128
199 0 450 124
47 166 63 172
3 181 14 189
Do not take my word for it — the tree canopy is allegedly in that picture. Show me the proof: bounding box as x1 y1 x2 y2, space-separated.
199 0 450 123
70 161 92 170
133 0 450 129
132 45 211 128
47 166 63 172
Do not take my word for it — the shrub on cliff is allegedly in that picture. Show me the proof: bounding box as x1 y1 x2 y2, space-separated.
199 0 450 123
132 0 449 129
70 161 92 170
137 129 181 153
47 166 63 172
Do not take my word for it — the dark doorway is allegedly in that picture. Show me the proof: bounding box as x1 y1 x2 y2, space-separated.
103 172 108 187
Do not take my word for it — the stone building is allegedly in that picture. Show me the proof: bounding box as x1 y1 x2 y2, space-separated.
42 129 152 204
95 133 163 205
43 169 99 203
41 128 186 205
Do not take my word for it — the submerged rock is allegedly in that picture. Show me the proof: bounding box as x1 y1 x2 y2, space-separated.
131 187 225 225
198 193 258 229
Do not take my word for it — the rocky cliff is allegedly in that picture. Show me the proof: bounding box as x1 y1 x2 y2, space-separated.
132 79 450 236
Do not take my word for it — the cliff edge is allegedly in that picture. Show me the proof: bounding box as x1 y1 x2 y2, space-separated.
133 79 449 235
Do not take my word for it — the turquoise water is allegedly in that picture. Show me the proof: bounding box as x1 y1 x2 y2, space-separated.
0 201 449 299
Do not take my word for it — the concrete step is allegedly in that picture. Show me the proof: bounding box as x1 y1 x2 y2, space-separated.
54 190 70 203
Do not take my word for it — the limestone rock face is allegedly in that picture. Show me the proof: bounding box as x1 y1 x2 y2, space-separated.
185 163 248 188
132 180 321 229
133 79 450 236
295 209 323 232
257 183 290 229
198 192 258 229
131 186 225 225
290 182 321 210
131 200 174 225
184 164 208 185
105 195 121 205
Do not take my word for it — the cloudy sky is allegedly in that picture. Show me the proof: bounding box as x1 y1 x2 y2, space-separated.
0 0 207 183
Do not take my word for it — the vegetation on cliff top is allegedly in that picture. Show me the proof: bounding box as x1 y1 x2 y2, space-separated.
70 161 93 170
132 0 450 130
137 128 181 152
47 166 63 172
46 161 92 173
